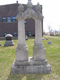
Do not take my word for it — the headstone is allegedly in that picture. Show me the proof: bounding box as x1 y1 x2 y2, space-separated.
46 38 48 40
4 34 14 46
47 41 51 44
11 0 51 74
25 35 28 40
0 44 1 46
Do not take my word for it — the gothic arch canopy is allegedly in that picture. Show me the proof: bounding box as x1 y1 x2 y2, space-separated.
16 1 43 20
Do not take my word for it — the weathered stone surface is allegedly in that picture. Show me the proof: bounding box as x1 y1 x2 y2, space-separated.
18 4 24 12
30 57 48 65
11 0 51 74
11 57 51 74
27 0 32 8
36 3 41 12
16 44 28 62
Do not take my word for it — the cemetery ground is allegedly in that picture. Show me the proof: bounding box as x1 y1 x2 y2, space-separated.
0 35 60 80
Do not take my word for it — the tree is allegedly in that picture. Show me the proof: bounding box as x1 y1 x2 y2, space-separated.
48 25 53 35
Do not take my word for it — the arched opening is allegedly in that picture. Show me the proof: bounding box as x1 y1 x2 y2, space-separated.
24 18 35 57
24 18 35 37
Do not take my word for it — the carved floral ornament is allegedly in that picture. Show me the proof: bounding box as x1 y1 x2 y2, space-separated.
16 0 43 20
36 2 41 12
18 4 24 12
27 0 32 8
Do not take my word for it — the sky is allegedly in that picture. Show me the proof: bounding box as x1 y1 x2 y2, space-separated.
0 0 60 32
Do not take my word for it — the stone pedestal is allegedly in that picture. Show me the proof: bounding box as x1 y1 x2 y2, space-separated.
33 44 46 61
15 44 28 66
11 57 51 74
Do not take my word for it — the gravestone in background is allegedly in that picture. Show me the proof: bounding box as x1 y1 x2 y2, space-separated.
0 44 1 46
46 38 48 40
4 34 14 46
47 41 51 44
25 35 28 40
11 0 51 74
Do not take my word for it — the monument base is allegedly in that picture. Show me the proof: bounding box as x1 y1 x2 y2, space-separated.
11 57 51 74
4 40 14 46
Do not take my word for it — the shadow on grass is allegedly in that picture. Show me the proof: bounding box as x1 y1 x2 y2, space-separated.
7 74 42 80
7 73 25 80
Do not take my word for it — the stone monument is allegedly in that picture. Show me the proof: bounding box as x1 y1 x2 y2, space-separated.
11 0 51 74
26 35 28 40
47 41 51 44
4 34 14 46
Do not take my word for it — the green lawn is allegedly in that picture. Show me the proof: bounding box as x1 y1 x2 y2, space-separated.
0 35 60 80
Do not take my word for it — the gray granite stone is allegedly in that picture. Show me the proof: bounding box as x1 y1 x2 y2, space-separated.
47 41 51 44
33 44 46 61
15 44 28 62
11 0 51 74
11 57 51 74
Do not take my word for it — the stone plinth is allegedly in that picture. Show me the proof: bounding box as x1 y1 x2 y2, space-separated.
33 44 46 61
11 57 51 74
4 34 14 46
15 44 28 66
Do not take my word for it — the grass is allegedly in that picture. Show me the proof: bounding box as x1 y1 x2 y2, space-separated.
0 35 60 80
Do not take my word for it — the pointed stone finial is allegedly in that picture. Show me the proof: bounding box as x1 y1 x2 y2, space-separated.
18 4 24 12
36 2 41 12
27 0 32 8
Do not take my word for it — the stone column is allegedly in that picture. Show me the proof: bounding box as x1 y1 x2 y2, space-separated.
33 19 46 61
18 19 25 45
35 19 42 45
15 19 28 66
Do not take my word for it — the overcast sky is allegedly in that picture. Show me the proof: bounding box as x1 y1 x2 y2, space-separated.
0 0 60 32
